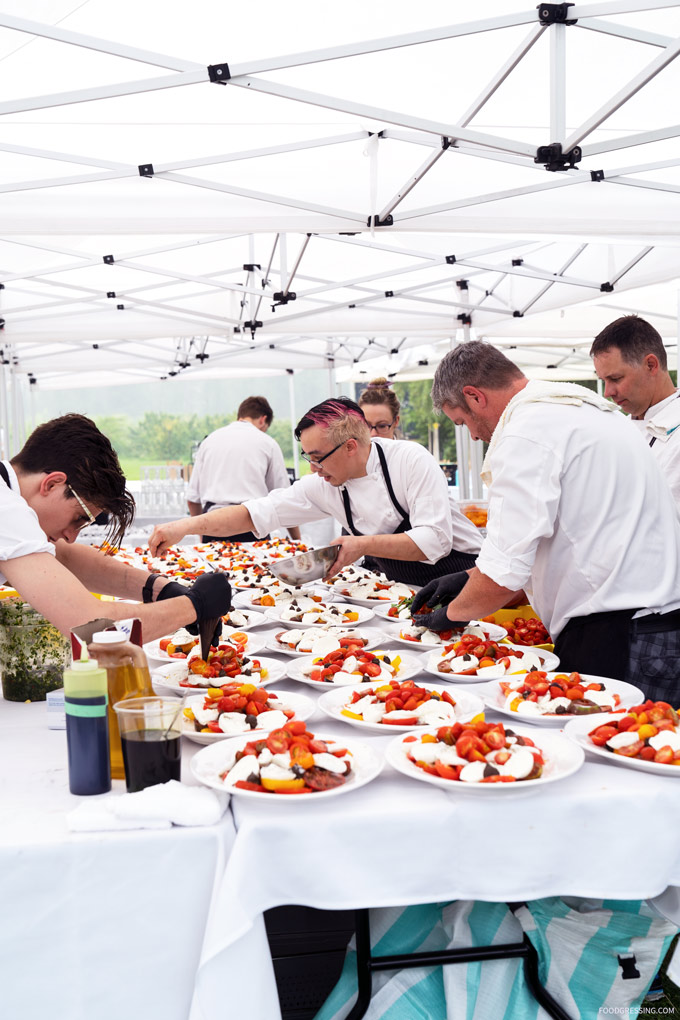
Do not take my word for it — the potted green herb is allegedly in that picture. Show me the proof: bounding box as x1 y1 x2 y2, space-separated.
0 598 70 702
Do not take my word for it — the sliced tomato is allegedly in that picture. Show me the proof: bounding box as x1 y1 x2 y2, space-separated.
433 761 461 780
266 728 291 754
234 780 267 792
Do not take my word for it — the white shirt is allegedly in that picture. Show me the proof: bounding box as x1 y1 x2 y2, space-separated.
0 461 54 585
186 421 291 507
246 438 477 564
476 395 680 639
631 391 680 510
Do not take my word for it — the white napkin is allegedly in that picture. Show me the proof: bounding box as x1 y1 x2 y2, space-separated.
67 780 228 832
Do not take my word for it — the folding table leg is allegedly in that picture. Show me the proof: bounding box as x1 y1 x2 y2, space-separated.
343 909 373 1020
341 910 575 1020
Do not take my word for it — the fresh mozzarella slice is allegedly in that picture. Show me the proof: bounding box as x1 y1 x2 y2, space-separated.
415 700 457 724
260 763 297 782
192 703 219 726
217 712 250 735
224 754 260 785
361 702 386 724
514 699 542 717
333 670 362 685
648 730 680 753
312 752 348 773
499 746 535 779
437 745 468 766
254 710 288 731
581 689 616 708
476 664 507 680
606 730 642 750
308 634 341 657
445 654 479 673
459 760 487 783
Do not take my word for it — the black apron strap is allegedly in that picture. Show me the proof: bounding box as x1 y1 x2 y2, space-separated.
201 501 267 544
342 442 478 584
0 462 10 488
553 608 639 681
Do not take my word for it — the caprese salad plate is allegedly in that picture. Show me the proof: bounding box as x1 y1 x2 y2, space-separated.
478 672 643 726
386 723 584 792
191 726 383 800
264 601 374 628
564 701 680 776
181 688 314 744
317 681 484 733
285 646 423 690
424 641 558 683
264 628 381 658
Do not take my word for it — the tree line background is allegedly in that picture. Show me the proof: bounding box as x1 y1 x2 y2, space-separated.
92 379 457 479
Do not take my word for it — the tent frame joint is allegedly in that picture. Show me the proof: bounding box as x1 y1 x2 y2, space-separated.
207 62 231 83
367 213 393 227
537 4 577 27
534 142 581 171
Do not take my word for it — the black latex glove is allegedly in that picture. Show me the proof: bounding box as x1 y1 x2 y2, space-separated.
156 580 190 602
410 571 470 615
413 604 468 633
177 573 232 643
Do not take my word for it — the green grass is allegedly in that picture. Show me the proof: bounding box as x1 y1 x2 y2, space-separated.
119 457 145 481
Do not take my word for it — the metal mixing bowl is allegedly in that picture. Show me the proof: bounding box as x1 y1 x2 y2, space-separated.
268 544 340 586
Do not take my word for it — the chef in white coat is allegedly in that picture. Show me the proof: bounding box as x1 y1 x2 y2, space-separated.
150 397 480 586
591 314 680 510
412 341 680 700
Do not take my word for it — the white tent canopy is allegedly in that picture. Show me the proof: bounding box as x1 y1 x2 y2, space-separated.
1 0 680 392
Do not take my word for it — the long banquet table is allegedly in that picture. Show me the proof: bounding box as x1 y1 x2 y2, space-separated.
3 611 680 1020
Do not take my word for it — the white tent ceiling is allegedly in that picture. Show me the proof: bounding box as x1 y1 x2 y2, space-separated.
1 0 680 389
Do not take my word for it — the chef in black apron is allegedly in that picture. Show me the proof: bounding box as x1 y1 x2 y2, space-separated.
150 397 480 584
341 441 477 586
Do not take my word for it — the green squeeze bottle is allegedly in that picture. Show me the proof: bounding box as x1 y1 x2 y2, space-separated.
63 650 111 795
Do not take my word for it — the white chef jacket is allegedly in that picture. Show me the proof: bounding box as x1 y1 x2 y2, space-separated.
476 399 680 640
0 461 54 584
631 391 680 511
187 421 291 508
246 438 475 564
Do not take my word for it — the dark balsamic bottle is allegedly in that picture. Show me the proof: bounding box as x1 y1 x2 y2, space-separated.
64 654 111 796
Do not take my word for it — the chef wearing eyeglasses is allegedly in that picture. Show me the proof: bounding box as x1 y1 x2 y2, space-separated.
1 414 231 638
150 397 481 586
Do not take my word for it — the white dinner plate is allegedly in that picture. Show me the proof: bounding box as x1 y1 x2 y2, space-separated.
191 733 383 801
478 674 644 726
285 651 424 690
424 642 559 683
144 637 198 666
232 585 332 612
264 602 375 628
222 608 270 630
382 619 508 648
181 690 314 744
265 629 383 657
564 713 680 777
328 585 417 609
386 725 584 793
151 655 287 695
144 629 265 666
218 628 266 656
317 683 484 733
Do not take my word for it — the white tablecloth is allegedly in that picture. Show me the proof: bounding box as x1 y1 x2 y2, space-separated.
190 615 680 1020
5 613 680 1020
0 697 236 1020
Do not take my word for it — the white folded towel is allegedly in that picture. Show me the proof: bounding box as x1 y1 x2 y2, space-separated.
67 780 228 832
